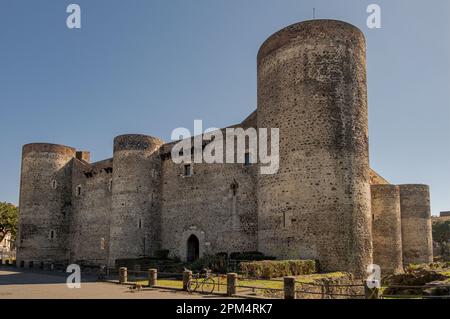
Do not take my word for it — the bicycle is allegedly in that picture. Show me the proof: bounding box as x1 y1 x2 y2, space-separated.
187 269 216 294
97 265 106 281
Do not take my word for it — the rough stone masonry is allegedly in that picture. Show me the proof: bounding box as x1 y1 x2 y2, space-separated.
16 20 433 278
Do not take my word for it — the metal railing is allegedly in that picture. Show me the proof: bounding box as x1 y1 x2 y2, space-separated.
294 280 366 299
103 267 450 299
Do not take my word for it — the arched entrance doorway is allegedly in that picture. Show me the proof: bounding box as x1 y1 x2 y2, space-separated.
187 234 200 262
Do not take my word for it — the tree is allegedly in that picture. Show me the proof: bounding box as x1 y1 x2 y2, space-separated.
432 220 450 259
0 202 18 243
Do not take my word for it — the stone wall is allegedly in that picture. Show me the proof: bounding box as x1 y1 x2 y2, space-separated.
69 158 112 266
400 185 433 265
160 154 258 261
16 144 75 267
370 170 390 185
108 135 164 266
371 184 403 273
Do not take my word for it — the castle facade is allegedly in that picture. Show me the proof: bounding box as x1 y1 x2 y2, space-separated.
16 20 433 277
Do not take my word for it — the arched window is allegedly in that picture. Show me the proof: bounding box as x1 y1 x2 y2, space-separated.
49 230 56 240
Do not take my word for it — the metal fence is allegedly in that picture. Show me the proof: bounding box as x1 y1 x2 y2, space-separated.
294 280 366 299
235 276 284 298
100 267 450 299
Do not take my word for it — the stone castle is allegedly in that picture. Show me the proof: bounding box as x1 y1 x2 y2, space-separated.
16 20 433 277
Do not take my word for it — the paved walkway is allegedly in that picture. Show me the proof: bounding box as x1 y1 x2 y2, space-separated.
0 268 229 299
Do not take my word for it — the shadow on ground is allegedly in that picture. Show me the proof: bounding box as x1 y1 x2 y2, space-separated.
0 266 98 285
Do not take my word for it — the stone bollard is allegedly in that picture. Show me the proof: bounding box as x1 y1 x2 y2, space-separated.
183 270 192 291
364 280 380 299
284 276 296 299
227 273 238 297
119 267 128 284
148 268 157 287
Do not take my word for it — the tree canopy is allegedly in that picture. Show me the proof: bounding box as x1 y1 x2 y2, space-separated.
0 202 18 242
432 220 450 258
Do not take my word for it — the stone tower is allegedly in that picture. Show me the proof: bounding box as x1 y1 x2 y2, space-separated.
371 184 404 273
108 134 164 266
399 184 433 265
16 143 75 268
256 20 372 277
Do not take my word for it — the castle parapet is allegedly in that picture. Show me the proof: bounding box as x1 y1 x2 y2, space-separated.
22 143 76 157
114 134 163 153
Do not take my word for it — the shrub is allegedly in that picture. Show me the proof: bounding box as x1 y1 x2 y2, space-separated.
155 249 170 260
229 251 276 261
239 260 316 279
216 252 229 259
188 254 228 273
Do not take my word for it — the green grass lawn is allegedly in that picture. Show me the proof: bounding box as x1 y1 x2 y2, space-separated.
137 279 184 289
136 272 347 295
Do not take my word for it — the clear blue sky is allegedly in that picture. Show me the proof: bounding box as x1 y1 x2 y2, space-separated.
0 0 448 215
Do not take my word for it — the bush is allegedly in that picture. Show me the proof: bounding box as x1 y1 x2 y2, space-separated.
229 251 276 261
188 254 228 273
155 249 170 260
216 252 229 259
239 260 316 279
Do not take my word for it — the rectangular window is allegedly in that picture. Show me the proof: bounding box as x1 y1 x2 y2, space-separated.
100 238 105 250
76 185 82 196
244 152 251 166
283 212 292 229
184 164 192 177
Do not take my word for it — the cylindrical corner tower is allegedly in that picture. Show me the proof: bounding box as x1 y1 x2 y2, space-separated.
399 184 433 265
17 143 76 267
108 134 164 266
371 184 403 274
257 20 372 277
